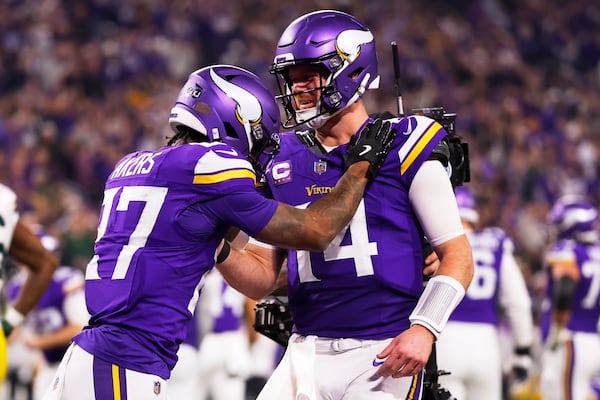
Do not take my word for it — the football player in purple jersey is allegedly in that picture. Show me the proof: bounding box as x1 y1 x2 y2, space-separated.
41 64 396 400
0 184 58 388
217 10 474 399
540 195 600 400
435 187 534 400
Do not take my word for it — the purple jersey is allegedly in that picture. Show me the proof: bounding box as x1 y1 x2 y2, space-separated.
8 266 85 363
261 115 447 339
198 270 246 334
541 239 600 338
74 142 278 379
449 227 508 325
211 278 245 333
183 312 199 349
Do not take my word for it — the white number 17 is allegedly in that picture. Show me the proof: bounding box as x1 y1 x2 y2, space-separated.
86 185 168 280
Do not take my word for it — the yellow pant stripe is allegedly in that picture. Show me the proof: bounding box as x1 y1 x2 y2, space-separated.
112 364 121 400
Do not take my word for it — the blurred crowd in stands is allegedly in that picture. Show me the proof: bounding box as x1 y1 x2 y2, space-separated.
1 0 600 314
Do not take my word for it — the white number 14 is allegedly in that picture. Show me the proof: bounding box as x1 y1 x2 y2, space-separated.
297 200 378 282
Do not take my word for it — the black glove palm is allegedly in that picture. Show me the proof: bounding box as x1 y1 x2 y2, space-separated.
344 118 397 179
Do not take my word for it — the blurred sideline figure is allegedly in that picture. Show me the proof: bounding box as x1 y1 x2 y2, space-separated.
244 297 285 399
539 195 600 400
591 374 600 400
5 225 88 400
218 233 285 399
0 183 58 394
437 187 535 400
168 311 200 399
196 268 251 400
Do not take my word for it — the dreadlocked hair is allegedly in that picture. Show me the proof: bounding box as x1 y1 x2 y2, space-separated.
167 126 210 146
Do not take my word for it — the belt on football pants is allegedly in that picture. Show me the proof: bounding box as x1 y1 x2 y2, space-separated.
314 337 382 353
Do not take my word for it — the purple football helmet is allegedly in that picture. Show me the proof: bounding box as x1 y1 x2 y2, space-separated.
169 65 280 173
455 186 479 224
549 195 599 242
29 224 60 255
270 10 380 129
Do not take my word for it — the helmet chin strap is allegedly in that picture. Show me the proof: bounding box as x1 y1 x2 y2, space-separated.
295 106 331 129
294 88 352 130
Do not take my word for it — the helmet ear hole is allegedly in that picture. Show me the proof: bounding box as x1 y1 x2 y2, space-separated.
349 67 364 80
223 122 240 139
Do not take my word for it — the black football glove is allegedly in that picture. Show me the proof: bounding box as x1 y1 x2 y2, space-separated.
344 118 397 179
253 296 292 347
1 318 14 338
512 347 532 383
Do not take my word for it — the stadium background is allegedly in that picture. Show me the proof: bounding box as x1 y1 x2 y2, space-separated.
1 0 600 321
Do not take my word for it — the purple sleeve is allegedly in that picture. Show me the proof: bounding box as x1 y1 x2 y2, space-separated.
209 187 279 237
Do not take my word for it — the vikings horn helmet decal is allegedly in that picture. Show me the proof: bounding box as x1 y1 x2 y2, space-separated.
335 29 375 63
209 67 263 146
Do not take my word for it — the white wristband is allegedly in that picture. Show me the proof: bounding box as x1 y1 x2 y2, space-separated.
409 275 465 339
4 306 25 328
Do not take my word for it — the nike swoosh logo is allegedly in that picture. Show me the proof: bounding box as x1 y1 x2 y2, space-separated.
214 148 239 157
372 359 385 367
359 145 372 156
402 121 414 135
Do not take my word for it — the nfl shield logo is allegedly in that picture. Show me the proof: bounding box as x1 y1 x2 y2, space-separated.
314 160 327 175
154 381 161 394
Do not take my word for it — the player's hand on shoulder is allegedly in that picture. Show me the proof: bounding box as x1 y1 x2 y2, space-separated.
344 117 397 179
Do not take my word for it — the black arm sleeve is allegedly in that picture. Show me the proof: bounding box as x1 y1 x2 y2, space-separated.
552 275 577 311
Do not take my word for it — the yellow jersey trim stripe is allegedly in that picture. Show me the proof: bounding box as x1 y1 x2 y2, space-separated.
401 122 442 175
193 169 256 185
112 364 121 400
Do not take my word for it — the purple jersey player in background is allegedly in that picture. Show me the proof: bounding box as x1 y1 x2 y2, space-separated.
168 309 200 399
436 187 534 400
41 64 397 400
217 10 474 400
540 195 600 400
196 269 251 400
